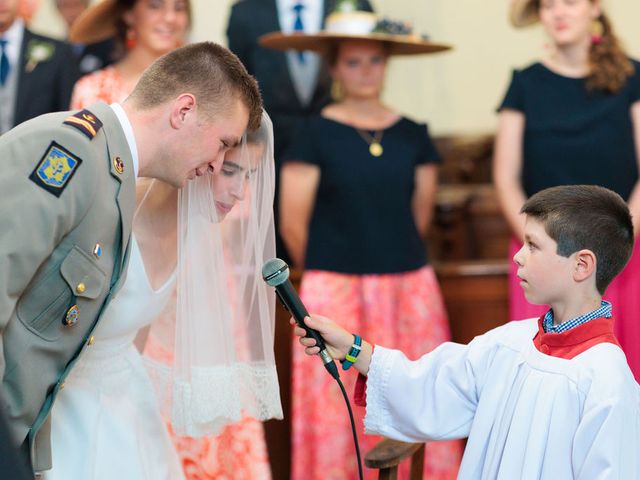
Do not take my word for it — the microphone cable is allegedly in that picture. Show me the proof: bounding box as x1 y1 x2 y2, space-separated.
334 374 364 480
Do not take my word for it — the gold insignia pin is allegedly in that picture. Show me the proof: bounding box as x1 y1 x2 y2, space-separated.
63 305 80 327
113 156 124 175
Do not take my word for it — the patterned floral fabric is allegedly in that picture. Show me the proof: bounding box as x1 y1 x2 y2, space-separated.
292 267 463 480
71 66 273 480
70 67 129 109
509 237 640 382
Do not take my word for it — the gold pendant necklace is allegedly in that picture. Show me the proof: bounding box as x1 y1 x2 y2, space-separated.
369 142 383 157
356 128 384 157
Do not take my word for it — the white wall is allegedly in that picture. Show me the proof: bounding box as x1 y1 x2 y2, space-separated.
31 0 640 135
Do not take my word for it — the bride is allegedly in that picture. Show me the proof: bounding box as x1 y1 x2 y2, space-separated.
44 112 282 479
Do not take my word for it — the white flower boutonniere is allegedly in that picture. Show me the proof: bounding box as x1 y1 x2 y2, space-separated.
25 40 55 73
334 0 359 13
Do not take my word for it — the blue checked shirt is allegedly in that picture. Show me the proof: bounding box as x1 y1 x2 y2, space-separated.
543 301 612 333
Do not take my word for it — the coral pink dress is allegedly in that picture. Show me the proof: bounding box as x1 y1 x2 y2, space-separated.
69 67 273 479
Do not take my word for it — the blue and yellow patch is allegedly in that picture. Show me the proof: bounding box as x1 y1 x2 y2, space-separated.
63 109 103 140
29 142 82 197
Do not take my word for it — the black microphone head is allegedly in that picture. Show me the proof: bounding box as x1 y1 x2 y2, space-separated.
262 258 290 286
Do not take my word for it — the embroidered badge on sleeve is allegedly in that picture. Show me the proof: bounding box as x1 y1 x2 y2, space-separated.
63 109 103 140
29 142 82 197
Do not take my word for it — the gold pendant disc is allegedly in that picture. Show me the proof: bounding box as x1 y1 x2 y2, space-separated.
369 142 383 157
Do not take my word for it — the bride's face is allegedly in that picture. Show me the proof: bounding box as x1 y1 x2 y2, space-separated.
212 143 263 220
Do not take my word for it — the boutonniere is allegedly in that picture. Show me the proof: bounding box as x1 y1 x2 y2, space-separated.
334 0 359 13
24 40 55 73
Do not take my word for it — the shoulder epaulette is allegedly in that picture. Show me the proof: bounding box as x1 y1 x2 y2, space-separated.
63 109 103 140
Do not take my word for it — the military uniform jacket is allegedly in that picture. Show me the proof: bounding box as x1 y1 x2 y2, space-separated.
0 102 135 471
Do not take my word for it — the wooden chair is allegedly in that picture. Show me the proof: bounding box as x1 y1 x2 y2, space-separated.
364 438 426 480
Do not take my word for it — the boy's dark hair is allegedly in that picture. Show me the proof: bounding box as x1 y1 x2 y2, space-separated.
129 42 263 131
521 185 633 294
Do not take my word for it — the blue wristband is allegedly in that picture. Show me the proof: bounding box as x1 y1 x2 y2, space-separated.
341 334 362 371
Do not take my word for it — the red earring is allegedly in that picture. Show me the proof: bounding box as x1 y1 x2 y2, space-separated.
126 29 137 50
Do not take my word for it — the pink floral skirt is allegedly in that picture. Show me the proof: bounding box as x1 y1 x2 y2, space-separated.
167 418 272 480
291 266 462 480
509 237 640 381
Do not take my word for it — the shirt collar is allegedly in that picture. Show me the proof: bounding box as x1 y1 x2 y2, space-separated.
277 0 323 33
109 102 139 178
543 300 612 333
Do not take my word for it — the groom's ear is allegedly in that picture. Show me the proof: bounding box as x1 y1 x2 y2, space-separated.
169 94 197 129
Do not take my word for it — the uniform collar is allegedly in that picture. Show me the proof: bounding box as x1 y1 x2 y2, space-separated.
109 102 139 177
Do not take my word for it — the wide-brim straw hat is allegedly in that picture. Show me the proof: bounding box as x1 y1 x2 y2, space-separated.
69 0 122 44
510 0 539 28
259 11 451 56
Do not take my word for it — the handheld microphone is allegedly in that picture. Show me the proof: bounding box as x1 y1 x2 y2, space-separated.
262 258 339 379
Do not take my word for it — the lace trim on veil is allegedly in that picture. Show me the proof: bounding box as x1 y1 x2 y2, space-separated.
143 357 283 437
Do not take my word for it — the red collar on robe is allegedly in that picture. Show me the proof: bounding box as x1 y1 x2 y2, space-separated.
533 315 620 359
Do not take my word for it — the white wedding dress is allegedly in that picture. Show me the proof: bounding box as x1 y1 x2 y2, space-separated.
45 236 185 480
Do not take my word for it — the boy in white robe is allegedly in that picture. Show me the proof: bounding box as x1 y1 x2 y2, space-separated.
294 184 640 479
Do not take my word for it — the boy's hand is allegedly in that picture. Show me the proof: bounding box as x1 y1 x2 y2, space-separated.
290 314 353 360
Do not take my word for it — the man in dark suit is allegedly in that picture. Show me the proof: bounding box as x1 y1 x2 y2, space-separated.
0 0 79 134
226 0 372 261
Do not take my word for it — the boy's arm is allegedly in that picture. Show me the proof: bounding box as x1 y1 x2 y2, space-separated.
294 315 485 443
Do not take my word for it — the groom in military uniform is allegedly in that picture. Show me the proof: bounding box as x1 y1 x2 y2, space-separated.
0 41 262 474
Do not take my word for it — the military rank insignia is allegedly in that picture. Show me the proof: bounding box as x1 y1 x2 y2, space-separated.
29 142 82 197
63 109 103 140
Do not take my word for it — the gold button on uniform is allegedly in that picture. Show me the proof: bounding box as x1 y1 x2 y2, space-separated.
88 336 95 346
59 382 65 391
113 156 124 174
76 282 86 294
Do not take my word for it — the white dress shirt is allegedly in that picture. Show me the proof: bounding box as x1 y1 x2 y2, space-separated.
0 18 24 134
276 0 324 106
276 0 323 33
0 18 25 73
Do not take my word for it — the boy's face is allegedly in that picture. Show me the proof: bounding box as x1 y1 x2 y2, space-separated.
513 216 576 306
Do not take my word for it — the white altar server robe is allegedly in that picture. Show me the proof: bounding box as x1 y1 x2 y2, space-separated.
364 319 640 479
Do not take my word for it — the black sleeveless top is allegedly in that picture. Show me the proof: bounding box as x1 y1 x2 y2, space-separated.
283 116 440 274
